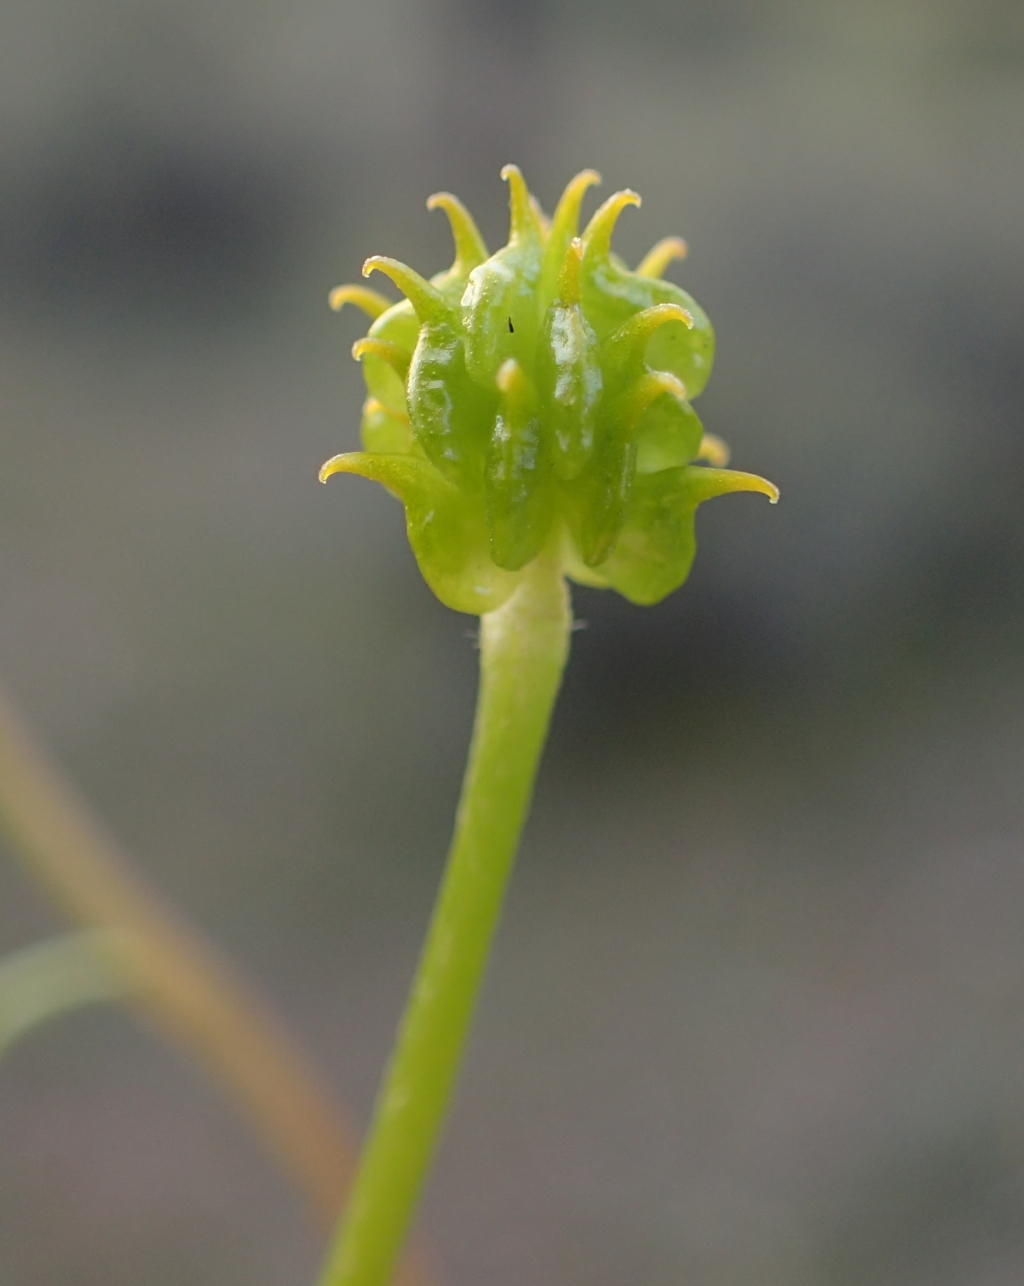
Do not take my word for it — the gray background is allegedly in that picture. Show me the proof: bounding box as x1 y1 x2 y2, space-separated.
0 1 1023 1283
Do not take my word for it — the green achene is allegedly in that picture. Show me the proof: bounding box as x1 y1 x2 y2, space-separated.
322 165 777 613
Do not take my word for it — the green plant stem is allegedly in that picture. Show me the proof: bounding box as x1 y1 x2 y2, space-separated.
0 684 357 1230
318 555 572 1286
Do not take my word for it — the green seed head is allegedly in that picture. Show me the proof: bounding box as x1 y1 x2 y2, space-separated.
322 166 777 614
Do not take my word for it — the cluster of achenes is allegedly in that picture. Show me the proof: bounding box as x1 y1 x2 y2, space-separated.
322 166 776 614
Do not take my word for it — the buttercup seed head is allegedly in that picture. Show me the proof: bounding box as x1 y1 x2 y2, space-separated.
322 166 777 614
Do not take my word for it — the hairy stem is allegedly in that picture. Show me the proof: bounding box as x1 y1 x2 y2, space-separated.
318 556 572 1286
0 685 356 1229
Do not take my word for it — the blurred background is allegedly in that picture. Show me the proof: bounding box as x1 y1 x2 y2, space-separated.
0 1 1022 1282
